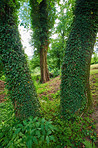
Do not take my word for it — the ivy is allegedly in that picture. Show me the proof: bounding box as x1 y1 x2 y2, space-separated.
30 0 56 51
0 0 40 120
60 0 98 119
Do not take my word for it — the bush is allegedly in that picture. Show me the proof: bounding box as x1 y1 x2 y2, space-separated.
52 116 97 148
0 75 5 81
0 117 56 148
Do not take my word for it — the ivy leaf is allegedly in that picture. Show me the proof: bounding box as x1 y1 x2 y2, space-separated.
15 128 21 134
33 136 38 144
26 139 33 148
37 0 42 4
46 136 49 144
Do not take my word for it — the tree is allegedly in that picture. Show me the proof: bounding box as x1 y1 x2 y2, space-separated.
60 0 98 119
47 0 75 72
56 0 75 43
30 0 56 83
0 0 40 120
47 38 64 70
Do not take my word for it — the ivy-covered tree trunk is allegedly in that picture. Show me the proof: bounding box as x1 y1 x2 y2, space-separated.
30 0 56 83
60 0 98 119
0 0 40 120
30 0 50 83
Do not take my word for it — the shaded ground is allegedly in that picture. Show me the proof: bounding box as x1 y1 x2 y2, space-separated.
38 76 61 100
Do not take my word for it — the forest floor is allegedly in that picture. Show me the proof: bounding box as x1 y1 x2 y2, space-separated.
0 64 98 146
37 64 98 146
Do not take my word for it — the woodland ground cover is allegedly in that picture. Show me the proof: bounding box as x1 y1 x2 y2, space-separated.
0 64 98 148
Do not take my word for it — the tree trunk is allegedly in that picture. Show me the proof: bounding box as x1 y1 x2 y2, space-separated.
60 0 98 119
0 0 40 120
30 0 50 83
40 46 49 83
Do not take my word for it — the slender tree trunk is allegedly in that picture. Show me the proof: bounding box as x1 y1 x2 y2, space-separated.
0 0 40 120
60 0 98 118
40 46 49 83
39 0 50 83
30 0 50 83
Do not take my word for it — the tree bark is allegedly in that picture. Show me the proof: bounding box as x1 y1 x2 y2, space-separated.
39 0 50 83
30 0 50 83
0 0 40 120
40 46 49 83
60 0 98 118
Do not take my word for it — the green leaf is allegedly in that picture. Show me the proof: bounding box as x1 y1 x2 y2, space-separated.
36 130 40 138
47 130 52 135
41 123 44 131
49 135 55 142
41 135 44 142
33 117 38 122
26 139 33 148
36 122 40 128
41 118 45 123
46 136 49 144
33 136 38 144
15 128 21 134
37 0 42 4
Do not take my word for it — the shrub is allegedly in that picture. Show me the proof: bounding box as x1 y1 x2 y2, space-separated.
0 117 56 148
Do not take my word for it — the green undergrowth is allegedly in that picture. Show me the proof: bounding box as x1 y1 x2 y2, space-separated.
90 69 98 75
0 100 97 148
0 64 98 147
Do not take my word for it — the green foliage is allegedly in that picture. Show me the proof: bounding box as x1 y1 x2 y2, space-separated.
39 96 96 147
40 98 60 120
0 66 97 148
60 0 98 119
30 54 40 69
0 75 5 81
0 100 14 125
91 53 98 64
47 0 76 77
0 99 97 148
83 140 96 148
52 116 96 147
19 1 31 28
30 0 56 51
0 0 40 120
0 116 55 148
56 0 75 39
48 39 64 70
0 57 4 78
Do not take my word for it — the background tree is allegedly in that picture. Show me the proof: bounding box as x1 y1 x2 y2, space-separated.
56 0 75 44
47 0 75 73
0 0 40 120
30 0 56 83
47 38 64 71
60 0 98 119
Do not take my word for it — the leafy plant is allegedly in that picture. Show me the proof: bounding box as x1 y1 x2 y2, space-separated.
83 140 96 148
0 117 56 148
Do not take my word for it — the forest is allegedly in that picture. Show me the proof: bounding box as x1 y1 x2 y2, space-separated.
0 0 98 147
